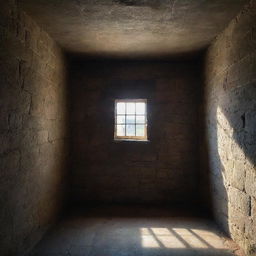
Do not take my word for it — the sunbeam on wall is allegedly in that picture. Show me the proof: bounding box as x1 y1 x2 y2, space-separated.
205 2 256 252
214 106 254 245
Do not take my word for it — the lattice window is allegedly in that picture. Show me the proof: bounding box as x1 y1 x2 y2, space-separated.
114 99 147 141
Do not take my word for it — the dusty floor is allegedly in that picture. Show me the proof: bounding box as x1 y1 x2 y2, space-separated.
29 206 242 256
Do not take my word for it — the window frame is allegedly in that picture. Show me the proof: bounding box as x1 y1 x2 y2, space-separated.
114 99 148 141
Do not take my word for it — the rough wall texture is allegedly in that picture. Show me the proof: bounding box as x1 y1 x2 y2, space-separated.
205 1 256 254
69 59 201 205
0 1 69 255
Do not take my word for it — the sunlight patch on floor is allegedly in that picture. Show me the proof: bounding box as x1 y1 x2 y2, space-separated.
172 228 208 248
141 228 185 248
140 227 227 249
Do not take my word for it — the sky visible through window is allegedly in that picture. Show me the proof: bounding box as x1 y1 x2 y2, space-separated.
115 100 147 140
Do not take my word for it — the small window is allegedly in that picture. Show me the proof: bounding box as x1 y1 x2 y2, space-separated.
114 99 147 141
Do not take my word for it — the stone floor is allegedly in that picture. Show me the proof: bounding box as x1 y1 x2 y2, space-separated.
29 206 242 256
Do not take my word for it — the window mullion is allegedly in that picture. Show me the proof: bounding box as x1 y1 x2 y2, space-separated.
135 103 136 136
125 103 127 136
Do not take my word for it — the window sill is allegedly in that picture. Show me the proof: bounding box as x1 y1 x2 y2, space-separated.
114 139 150 143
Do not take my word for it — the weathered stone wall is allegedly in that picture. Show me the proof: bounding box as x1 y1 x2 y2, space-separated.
204 1 256 254
69 59 201 205
0 1 69 255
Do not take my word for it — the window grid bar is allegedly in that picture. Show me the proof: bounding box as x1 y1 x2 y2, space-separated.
135 102 136 136
125 103 127 136
115 115 147 124
116 123 146 125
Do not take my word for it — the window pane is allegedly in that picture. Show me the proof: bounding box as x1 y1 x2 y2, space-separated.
136 125 145 136
136 102 146 114
126 115 135 124
116 125 125 136
116 115 125 124
136 115 145 124
126 103 135 114
116 102 125 114
126 124 135 136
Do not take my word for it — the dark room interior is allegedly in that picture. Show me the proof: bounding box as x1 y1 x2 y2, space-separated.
0 0 256 255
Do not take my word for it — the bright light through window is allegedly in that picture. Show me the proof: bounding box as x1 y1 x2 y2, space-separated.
114 99 147 141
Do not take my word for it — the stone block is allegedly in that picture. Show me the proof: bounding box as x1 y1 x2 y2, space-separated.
245 167 256 198
213 193 229 217
229 186 251 216
229 204 246 232
231 160 245 191
8 112 22 130
0 109 8 130
0 131 19 155
22 116 46 130
0 150 20 181
252 197 256 219
48 120 66 142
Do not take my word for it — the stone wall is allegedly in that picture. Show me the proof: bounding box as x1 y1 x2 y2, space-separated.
69 59 201 205
204 0 256 254
0 1 69 255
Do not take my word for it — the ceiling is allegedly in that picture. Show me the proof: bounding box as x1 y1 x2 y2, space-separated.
20 0 247 58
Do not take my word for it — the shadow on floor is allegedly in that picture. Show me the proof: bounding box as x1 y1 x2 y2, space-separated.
29 206 239 256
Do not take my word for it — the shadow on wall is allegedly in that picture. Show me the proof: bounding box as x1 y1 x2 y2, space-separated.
0 4 69 254
203 68 256 252
202 2 256 254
